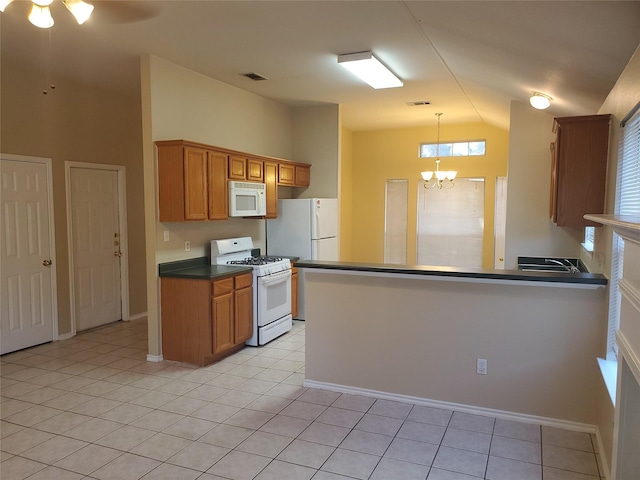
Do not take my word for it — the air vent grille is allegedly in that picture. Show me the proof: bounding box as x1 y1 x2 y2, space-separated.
242 72 269 81
407 101 431 106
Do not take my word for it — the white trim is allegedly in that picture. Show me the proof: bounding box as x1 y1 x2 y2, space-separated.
65 162 129 335
0 153 59 343
57 332 74 341
617 331 640 388
146 354 163 363
128 312 148 321
303 379 598 434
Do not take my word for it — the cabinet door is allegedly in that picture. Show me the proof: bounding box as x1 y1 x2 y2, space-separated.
208 151 229 220
184 147 209 220
264 162 278 219
291 267 299 318
229 155 247 180
549 141 558 222
234 286 253 344
247 158 264 183
294 165 310 187
278 164 295 185
212 291 234 355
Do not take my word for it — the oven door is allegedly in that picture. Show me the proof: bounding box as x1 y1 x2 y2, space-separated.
256 269 292 327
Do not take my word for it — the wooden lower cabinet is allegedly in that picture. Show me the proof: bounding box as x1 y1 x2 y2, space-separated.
162 273 253 366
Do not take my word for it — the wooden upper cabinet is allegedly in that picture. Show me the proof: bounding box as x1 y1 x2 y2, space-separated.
278 163 295 185
247 158 264 182
208 151 229 220
183 147 209 220
157 141 229 222
550 114 611 227
295 165 310 187
157 139 310 221
264 162 278 219
228 155 248 180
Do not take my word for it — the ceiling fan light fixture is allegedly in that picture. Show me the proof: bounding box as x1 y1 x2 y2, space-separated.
29 4 54 28
33 0 54 6
337 51 403 89
0 0 14 12
63 0 93 24
530 92 552 110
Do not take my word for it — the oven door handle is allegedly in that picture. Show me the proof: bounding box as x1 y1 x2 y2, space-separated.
259 269 292 286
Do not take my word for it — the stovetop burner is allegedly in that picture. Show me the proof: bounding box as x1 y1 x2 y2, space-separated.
227 256 285 266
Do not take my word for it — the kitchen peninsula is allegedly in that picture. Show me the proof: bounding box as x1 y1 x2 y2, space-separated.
297 260 608 429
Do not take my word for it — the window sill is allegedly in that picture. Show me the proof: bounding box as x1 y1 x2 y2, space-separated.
597 357 617 406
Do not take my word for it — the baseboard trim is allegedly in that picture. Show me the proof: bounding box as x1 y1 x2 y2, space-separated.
128 312 148 321
595 425 611 480
146 354 163 363
303 379 597 434
57 332 74 341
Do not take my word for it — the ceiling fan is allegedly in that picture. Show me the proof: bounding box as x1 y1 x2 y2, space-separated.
0 0 94 28
0 0 161 28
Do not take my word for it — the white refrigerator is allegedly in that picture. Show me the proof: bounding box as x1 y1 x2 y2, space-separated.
266 198 338 320
266 198 338 261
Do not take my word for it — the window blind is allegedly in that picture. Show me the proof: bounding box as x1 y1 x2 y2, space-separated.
608 106 640 357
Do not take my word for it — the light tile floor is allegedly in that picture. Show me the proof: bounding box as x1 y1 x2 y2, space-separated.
1 318 605 480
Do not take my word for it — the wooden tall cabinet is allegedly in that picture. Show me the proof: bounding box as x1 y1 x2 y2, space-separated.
550 114 611 227
157 140 229 222
264 161 278 219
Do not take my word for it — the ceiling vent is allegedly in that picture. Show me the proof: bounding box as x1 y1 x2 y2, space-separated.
242 72 269 81
407 101 431 106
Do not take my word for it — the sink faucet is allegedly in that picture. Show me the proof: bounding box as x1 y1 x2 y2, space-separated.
545 258 580 273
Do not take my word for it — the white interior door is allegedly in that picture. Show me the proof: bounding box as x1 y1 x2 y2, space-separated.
70 167 121 331
1 157 56 354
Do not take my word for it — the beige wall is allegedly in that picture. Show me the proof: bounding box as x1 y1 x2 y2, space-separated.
1 59 146 335
504 102 584 270
348 123 509 267
292 105 340 199
142 56 303 356
305 269 607 427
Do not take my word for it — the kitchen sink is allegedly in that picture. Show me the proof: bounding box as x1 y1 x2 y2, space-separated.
517 257 587 274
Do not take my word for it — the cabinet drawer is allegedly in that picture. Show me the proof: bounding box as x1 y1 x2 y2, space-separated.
212 277 234 296
234 273 253 290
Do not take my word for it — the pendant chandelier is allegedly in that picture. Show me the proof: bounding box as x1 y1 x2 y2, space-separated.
0 0 94 29
421 113 457 189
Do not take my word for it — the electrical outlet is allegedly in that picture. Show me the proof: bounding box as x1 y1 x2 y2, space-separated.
163 230 170 242
185 241 190 252
477 358 488 375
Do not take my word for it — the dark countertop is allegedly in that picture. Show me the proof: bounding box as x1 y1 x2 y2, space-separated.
293 260 608 286
159 257 252 280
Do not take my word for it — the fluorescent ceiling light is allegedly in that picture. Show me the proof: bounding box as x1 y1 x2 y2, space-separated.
530 92 552 110
338 51 403 89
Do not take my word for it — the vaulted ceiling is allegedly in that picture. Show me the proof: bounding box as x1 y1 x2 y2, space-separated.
2 1 640 131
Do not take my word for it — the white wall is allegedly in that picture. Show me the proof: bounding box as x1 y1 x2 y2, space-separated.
504 101 583 269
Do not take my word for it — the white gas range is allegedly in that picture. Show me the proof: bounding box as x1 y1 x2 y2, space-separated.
211 237 292 346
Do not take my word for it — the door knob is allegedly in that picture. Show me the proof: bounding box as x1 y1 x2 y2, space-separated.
114 251 122 257
42 259 52 266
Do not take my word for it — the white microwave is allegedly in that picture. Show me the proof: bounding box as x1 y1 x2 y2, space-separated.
229 181 266 217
